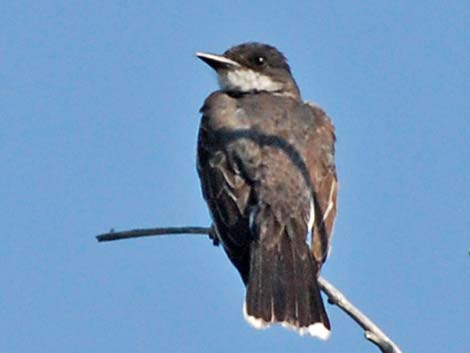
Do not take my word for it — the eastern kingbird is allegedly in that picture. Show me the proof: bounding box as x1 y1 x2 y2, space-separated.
196 43 338 339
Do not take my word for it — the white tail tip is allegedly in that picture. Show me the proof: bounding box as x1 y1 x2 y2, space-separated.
243 301 271 330
242 302 331 340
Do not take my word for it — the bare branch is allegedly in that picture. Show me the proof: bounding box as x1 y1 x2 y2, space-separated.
318 277 403 353
96 226 212 242
96 226 403 353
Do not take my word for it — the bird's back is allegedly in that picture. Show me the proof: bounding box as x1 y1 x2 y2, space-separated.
198 90 336 274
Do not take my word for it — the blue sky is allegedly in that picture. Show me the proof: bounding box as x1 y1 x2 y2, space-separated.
1 1 469 352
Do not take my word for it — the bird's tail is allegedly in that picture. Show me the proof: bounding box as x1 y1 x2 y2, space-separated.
243 232 331 340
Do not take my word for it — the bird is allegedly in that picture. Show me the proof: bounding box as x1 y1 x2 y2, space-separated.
196 42 338 340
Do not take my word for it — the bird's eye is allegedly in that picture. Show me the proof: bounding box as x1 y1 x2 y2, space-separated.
254 56 266 66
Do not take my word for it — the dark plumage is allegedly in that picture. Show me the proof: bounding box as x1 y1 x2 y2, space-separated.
196 43 338 339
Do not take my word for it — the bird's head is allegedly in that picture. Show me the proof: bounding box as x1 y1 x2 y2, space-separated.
197 42 301 99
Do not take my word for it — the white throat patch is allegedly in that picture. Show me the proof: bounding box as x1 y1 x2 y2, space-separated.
218 69 282 93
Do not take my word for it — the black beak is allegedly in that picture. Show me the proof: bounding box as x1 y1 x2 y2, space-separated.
196 52 241 71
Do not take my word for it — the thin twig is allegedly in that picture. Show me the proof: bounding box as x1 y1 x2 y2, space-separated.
96 226 212 242
96 226 403 353
318 277 403 353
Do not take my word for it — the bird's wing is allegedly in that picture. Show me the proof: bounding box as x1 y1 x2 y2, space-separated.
305 103 338 268
196 92 257 283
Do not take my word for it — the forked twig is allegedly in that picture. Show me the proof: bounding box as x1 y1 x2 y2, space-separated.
97 226 403 353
